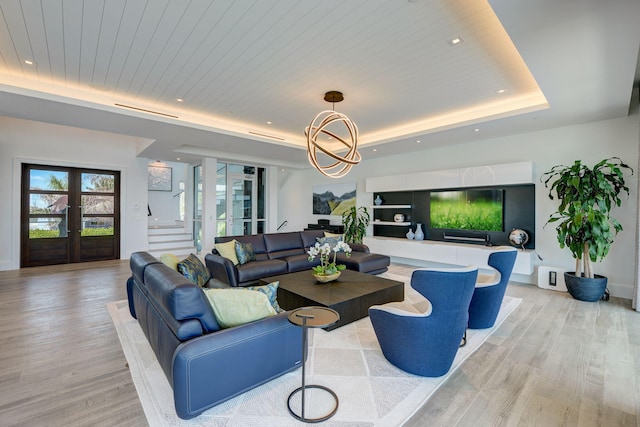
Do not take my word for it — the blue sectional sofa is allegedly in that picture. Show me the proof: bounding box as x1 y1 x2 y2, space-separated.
126 251 303 419
205 230 390 287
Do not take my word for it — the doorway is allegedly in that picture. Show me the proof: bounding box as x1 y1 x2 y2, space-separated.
214 162 266 237
20 164 120 267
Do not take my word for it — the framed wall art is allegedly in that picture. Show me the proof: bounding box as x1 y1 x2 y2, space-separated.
148 165 172 191
312 182 356 215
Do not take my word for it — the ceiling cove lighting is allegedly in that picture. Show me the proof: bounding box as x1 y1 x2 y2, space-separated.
305 91 361 179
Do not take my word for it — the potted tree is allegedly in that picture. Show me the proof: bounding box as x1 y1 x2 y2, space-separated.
541 157 633 301
341 206 370 244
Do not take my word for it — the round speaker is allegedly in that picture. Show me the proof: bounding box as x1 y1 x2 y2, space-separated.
508 228 529 247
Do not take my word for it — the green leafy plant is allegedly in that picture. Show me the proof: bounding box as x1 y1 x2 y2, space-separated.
341 206 370 244
541 157 633 278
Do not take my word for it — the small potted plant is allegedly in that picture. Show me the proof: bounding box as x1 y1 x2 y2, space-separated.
341 206 370 244
307 240 352 283
541 157 633 301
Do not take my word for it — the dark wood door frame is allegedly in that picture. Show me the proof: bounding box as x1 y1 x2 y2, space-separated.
20 164 121 267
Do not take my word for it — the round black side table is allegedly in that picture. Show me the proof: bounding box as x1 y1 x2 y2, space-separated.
287 306 340 423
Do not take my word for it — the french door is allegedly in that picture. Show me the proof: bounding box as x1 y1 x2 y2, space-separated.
21 164 120 267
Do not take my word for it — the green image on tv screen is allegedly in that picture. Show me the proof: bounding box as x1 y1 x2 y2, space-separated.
430 189 503 232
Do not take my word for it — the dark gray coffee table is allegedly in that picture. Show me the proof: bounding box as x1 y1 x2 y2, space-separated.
261 269 404 330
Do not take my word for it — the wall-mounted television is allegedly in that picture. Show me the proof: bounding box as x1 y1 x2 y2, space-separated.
430 189 504 232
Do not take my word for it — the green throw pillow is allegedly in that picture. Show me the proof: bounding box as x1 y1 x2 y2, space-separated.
177 254 211 287
159 253 181 271
216 240 239 265
245 281 282 313
324 231 343 239
235 241 256 265
203 288 276 328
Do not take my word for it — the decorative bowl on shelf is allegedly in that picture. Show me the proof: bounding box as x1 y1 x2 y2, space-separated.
393 213 405 222
313 271 341 283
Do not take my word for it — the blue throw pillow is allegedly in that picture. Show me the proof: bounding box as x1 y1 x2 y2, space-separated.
316 236 343 249
235 241 256 265
245 281 283 313
177 254 211 287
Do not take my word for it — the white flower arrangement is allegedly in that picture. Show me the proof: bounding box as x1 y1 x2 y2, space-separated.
307 240 352 275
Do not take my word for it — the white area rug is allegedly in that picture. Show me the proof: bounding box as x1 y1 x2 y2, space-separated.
108 273 521 426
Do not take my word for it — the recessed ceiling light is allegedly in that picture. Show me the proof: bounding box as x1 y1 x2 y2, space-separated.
266 121 272 125
175 98 184 103
447 36 463 46
373 148 377 152
474 128 480 132
24 60 34 65
496 89 506 94
176 157 181 161
416 140 421 143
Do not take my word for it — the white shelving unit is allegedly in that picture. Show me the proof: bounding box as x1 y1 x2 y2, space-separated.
370 205 412 209
372 220 411 226
371 204 412 226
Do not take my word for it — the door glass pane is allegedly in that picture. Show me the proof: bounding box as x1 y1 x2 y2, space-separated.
81 217 114 236
216 163 227 221
29 194 68 214
231 178 252 235
228 164 255 175
81 173 115 192
179 181 185 221
193 165 203 251
29 217 68 238
216 163 227 237
29 170 68 191
257 167 265 219
81 195 114 214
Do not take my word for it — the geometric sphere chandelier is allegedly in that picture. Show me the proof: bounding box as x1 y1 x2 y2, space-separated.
305 91 361 178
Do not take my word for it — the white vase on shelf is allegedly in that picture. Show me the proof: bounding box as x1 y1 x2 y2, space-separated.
414 223 424 241
406 228 415 240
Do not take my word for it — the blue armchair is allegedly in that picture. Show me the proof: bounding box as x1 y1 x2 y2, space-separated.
368 266 478 377
468 247 517 329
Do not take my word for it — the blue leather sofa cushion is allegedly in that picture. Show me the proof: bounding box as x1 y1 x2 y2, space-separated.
264 232 305 259
337 251 390 273
286 253 321 273
130 251 161 287
144 263 221 333
236 259 287 283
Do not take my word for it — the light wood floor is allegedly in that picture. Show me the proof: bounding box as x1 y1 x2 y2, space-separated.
0 261 638 426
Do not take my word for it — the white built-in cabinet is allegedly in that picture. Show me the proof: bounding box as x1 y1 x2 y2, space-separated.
365 161 533 192
364 236 535 275
364 161 536 275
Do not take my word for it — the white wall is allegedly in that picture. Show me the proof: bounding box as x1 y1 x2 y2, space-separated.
0 116 149 270
147 160 188 226
278 114 639 299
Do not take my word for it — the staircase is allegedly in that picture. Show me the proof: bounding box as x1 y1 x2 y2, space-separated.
148 225 198 258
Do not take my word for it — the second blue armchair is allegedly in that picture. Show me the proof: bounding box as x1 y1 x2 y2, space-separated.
468 247 517 329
